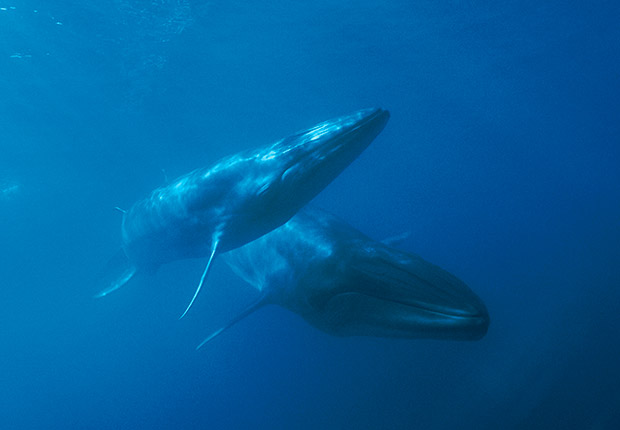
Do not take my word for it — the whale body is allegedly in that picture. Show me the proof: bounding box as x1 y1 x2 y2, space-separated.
201 207 489 347
97 108 390 318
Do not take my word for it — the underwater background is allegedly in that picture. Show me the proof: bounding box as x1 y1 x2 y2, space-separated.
1 1 619 428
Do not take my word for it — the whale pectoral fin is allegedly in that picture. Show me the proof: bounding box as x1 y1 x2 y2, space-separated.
196 295 267 350
94 249 137 298
179 239 219 320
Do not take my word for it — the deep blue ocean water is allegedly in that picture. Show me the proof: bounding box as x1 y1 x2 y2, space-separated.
2 1 619 428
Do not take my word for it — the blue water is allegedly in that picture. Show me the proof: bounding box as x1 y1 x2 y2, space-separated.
2 1 619 428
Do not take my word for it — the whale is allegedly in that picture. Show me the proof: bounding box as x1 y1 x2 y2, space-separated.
199 207 489 347
96 108 390 318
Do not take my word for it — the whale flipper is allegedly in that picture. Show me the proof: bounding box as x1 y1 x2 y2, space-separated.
196 294 267 350
94 249 137 298
179 239 219 319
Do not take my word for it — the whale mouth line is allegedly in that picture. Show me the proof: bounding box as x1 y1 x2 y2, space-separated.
328 291 485 320
279 108 388 181
313 109 387 156
337 108 388 137
308 108 386 145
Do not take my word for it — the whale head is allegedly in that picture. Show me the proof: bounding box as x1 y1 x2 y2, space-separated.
276 210 490 341
252 108 390 215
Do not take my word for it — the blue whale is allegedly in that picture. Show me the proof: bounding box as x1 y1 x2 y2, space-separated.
199 207 489 347
97 109 390 318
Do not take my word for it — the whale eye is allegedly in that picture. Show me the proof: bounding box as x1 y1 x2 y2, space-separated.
281 165 296 182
